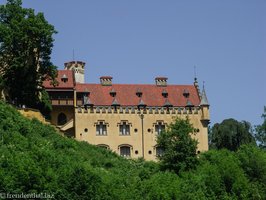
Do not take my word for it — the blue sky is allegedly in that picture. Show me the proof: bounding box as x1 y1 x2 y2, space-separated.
2 0 265 126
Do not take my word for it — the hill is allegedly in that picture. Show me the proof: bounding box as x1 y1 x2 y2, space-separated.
0 101 265 199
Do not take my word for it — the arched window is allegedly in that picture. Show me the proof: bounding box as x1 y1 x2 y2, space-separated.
97 144 110 150
119 145 132 157
57 113 67 125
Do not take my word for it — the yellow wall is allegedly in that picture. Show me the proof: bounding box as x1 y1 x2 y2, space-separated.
73 106 209 161
51 106 74 126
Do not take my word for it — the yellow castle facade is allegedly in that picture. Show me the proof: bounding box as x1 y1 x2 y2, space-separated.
43 61 210 161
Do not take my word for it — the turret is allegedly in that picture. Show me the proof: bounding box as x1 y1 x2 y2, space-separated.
64 61 85 83
200 85 210 126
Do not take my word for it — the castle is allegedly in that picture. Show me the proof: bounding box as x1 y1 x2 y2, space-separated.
43 61 210 161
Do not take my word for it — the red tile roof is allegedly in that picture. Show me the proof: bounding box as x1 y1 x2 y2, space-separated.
43 70 75 89
76 83 200 107
44 70 200 106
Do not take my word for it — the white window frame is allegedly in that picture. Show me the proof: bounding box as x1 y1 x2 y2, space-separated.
154 121 166 135
119 121 131 135
117 120 132 136
95 121 108 136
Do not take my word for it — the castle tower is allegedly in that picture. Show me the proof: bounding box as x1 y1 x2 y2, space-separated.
64 61 85 83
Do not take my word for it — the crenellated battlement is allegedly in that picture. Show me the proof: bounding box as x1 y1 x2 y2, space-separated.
75 106 201 115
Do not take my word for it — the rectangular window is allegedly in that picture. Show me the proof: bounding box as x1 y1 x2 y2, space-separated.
155 122 165 135
156 147 164 157
96 122 107 135
119 122 130 135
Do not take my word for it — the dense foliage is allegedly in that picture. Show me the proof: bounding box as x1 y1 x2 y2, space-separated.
255 106 266 149
156 118 198 174
210 118 255 151
0 101 265 199
0 0 57 113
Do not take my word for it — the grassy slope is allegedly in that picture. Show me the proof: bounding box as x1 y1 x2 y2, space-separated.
0 101 265 200
0 101 179 200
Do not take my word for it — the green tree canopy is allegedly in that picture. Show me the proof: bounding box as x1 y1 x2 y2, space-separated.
210 118 255 151
0 0 57 111
255 106 266 149
156 118 199 174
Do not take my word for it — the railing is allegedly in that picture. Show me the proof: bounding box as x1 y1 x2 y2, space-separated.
77 100 83 106
51 99 74 106
57 118 74 131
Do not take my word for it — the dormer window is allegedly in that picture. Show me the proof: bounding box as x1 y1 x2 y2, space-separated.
185 99 194 113
185 99 194 108
162 89 168 98
136 88 142 97
84 97 93 111
83 89 93 110
112 98 120 112
83 88 90 96
163 99 173 108
61 74 68 83
138 99 147 110
110 88 116 97
183 89 190 98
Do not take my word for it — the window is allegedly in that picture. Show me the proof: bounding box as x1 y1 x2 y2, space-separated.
57 113 67 125
120 146 131 157
97 144 110 150
119 122 130 135
156 147 164 157
96 122 107 135
155 122 165 135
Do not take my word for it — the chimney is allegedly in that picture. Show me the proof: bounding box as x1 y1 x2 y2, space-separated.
100 76 113 86
155 77 168 87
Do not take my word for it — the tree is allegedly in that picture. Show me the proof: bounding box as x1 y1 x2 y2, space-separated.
0 0 57 112
156 117 199 174
255 106 266 149
0 75 4 99
210 119 255 151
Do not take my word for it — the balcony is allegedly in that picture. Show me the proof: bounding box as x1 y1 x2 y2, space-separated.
51 99 74 106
